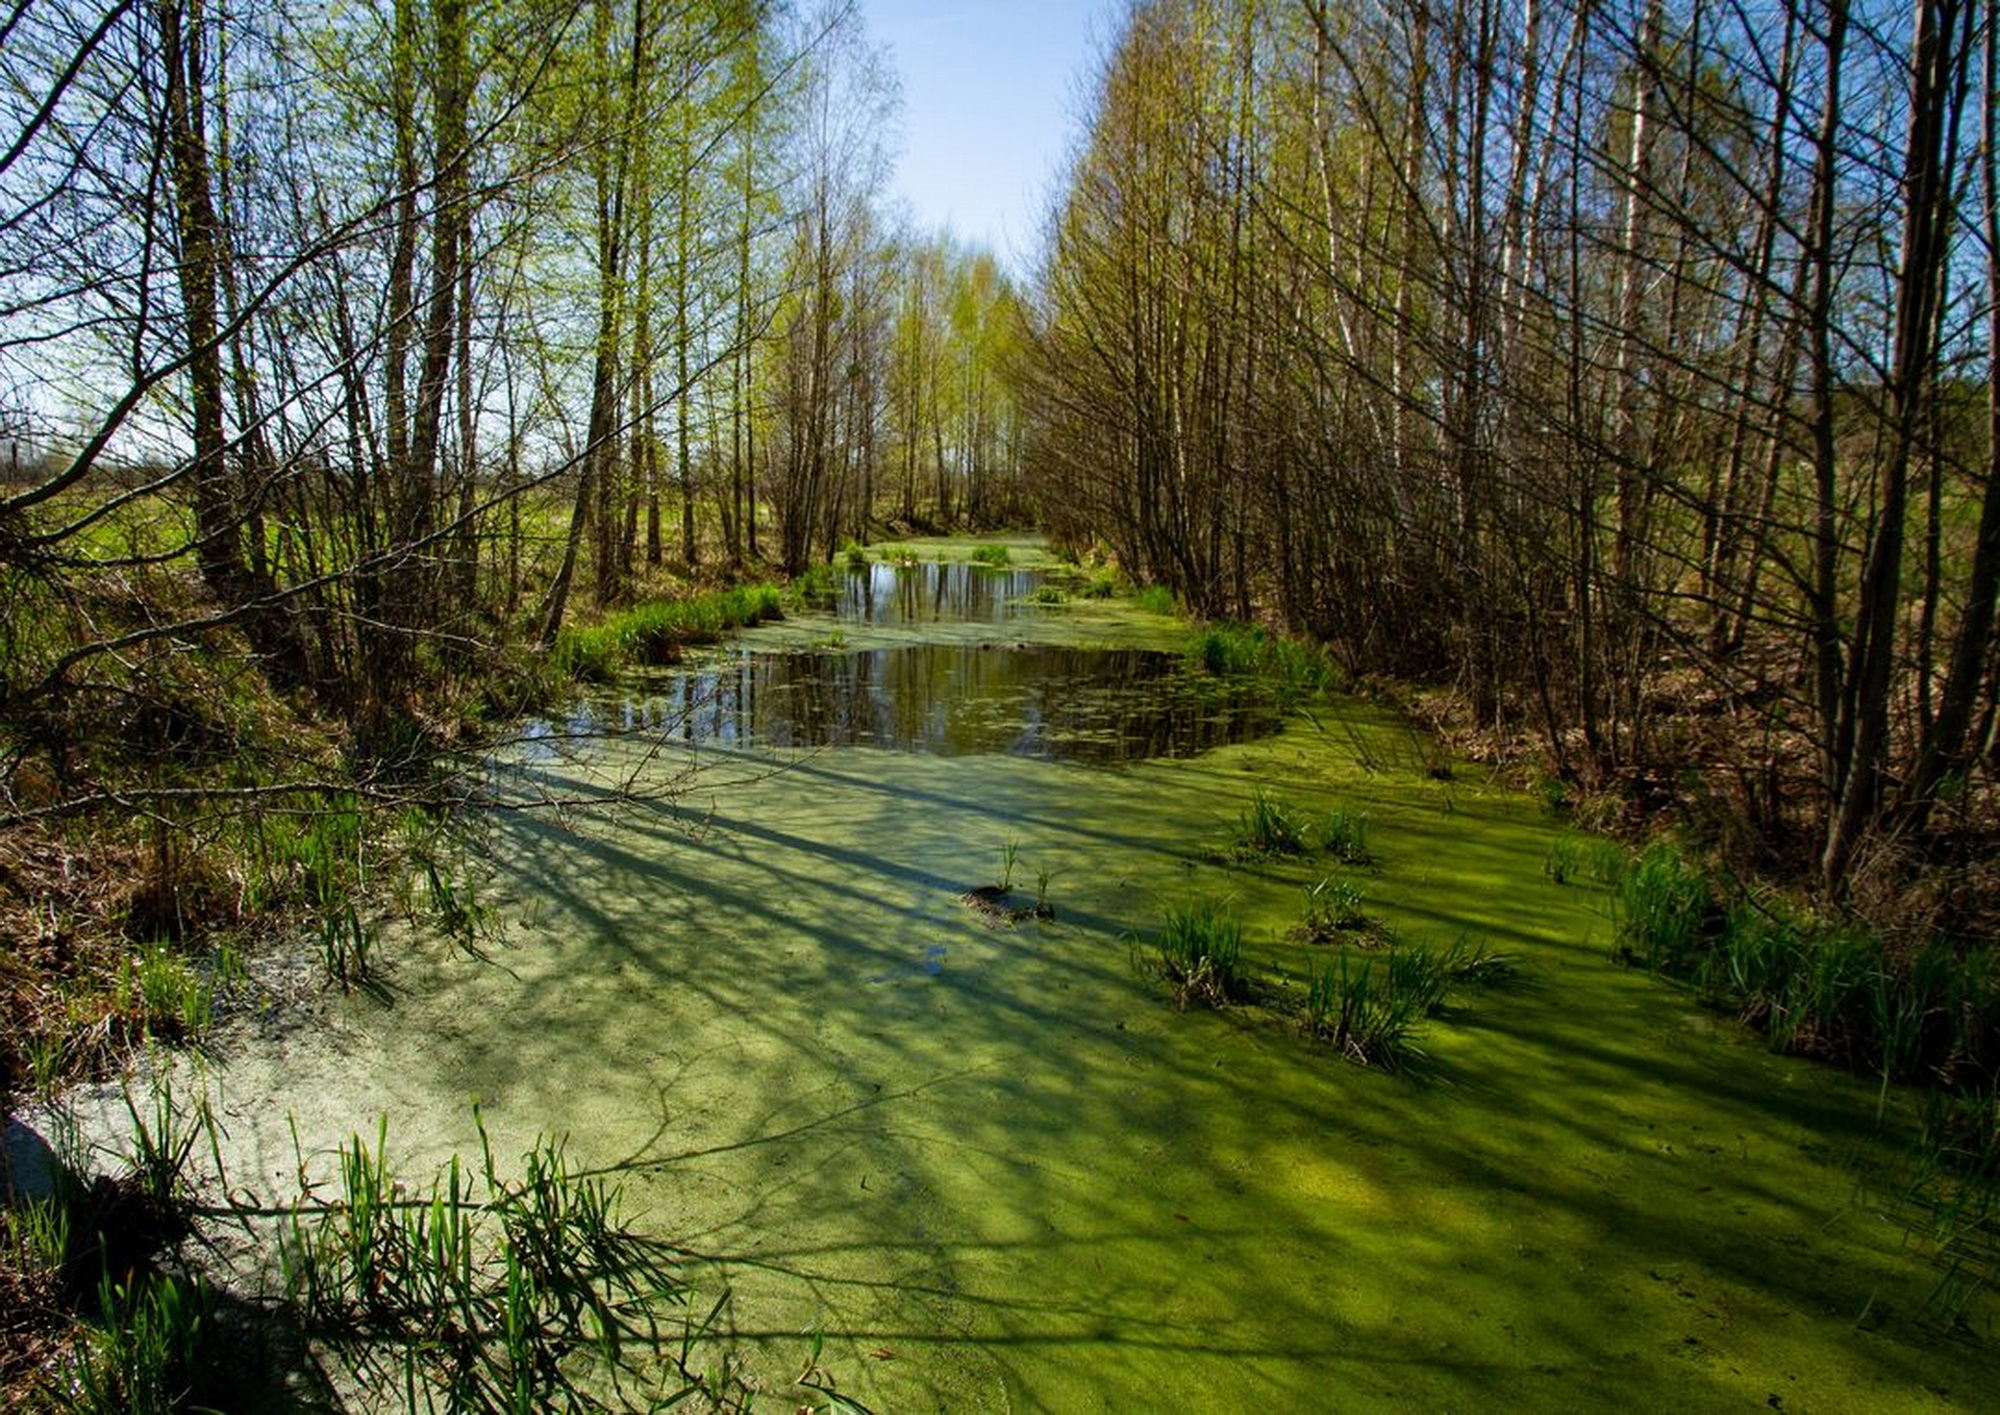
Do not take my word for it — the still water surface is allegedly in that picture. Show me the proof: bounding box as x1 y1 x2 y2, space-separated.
560 562 1280 763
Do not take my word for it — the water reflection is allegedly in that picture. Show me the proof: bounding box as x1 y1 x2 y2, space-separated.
833 561 1042 625
581 644 1280 765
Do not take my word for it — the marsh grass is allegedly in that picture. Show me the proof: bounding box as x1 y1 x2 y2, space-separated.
112 946 212 1044
278 1109 737 1411
1147 896 1245 1008
1298 937 1517 1071
1133 584 1176 615
1294 875 1370 943
554 585 784 682
318 905 374 991
50 1269 214 1415
1616 844 2000 1089
789 561 841 607
1543 832 1629 887
842 539 870 571
1185 622 1334 707
1300 953 1430 1071
1 1075 224 1412
970 544 1011 568
1230 790 1308 857
1314 808 1373 865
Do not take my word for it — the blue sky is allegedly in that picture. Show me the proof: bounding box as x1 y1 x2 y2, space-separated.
860 0 1126 273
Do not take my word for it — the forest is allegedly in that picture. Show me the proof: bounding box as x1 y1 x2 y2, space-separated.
4 0 2000 1408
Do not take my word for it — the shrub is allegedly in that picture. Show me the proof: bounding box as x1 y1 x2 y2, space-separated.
970 544 1011 567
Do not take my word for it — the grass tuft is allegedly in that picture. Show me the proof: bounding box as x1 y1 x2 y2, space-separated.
554 584 784 682
1230 790 1308 857
1147 896 1245 1008
1315 808 1373 865
1295 875 1370 942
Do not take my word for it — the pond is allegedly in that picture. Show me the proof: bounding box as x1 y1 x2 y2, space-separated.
549 563 1280 764
167 544 1996 1408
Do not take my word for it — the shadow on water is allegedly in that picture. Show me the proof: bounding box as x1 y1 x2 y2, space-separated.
169 552 2000 1410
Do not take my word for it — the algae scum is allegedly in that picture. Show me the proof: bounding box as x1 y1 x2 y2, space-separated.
208 547 1991 1408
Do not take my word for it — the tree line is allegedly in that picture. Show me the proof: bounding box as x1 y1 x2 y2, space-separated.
1022 0 2000 907
0 0 1029 780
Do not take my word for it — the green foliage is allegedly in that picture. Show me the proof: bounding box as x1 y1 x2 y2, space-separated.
1898 1085 2000 1324
1134 584 1177 615
278 1110 721 1410
842 539 870 571
1314 808 1373 866
319 904 375 992
1032 584 1068 604
1616 845 2000 1087
1231 790 1308 857
1543 832 1629 887
111 946 212 1044
970 544 1011 567
1299 937 1517 1071
1441 935 1520 988
1148 896 1245 1008
52 1271 214 1415
1296 875 1368 941
1613 843 1717 973
789 561 842 608
553 585 784 683
2 1076 224 1413
1301 952 1428 1071
399 811 489 950
1186 622 1334 706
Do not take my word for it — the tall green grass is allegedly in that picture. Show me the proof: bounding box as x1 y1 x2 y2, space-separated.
1185 622 1335 706
1146 896 1246 1008
1300 937 1516 1071
553 584 783 683
1231 790 1308 857
279 1110 725 1410
1613 843 2000 1087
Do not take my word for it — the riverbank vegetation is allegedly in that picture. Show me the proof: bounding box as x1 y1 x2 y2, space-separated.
1024 0 2000 932
7 0 2000 1403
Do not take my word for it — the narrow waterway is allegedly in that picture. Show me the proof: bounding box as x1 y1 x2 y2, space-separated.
184 543 1989 1409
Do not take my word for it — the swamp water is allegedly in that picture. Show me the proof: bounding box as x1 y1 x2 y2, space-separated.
168 550 1994 1407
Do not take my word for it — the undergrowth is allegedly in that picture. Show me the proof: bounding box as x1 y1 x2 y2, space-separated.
1186 622 1335 707
1613 840 2000 1321
552 584 783 683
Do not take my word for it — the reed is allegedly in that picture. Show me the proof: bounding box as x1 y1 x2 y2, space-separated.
1148 896 1246 1008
